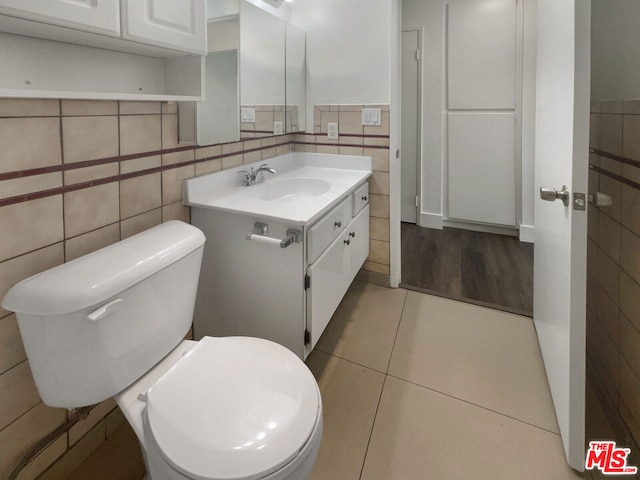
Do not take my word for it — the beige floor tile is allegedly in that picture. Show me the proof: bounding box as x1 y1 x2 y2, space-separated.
361 376 583 480
388 292 559 433
315 282 406 372
306 351 385 480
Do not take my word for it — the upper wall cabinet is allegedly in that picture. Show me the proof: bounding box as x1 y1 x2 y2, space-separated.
121 0 207 55
0 0 206 100
0 0 121 37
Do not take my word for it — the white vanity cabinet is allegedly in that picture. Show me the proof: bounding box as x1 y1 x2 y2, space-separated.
0 0 121 37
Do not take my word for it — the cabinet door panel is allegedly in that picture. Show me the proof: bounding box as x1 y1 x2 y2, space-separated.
121 0 206 55
348 205 370 280
0 0 120 36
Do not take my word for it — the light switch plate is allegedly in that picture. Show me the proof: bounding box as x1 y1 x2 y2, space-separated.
327 123 339 139
362 108 382 126
241 108 256 123
274 121 284 135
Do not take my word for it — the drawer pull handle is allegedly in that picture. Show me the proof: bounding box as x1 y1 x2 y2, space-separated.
334 221 342 228
344 238 351 246
349 232 356 238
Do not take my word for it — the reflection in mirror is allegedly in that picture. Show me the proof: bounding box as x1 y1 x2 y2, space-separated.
240 1 286 138
198 15 240 145
286 23 306 133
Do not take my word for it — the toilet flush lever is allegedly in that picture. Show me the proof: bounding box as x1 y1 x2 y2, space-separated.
87 298 123 321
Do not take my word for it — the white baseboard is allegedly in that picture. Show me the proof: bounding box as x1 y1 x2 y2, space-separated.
418 212 443 230
519 224 535 243
443 219 519 237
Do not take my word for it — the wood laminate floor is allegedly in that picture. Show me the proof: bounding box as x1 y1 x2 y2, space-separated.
400 223 534 316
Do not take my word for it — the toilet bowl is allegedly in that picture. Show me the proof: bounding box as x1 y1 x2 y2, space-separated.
2 221 322 480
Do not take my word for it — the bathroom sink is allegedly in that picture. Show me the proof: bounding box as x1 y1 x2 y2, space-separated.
251 178 331 202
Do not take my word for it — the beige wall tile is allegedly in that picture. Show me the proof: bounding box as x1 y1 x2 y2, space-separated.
0 243 64 319
600 114 623 155
121 209 162 239
64 183 119 238
621 184 640 237
36 418 105 480
602 101 624 114
369 172 389 195
587 238 598 278
316 145 340 154
368 239 390 265
195 145 222 160
621 313 640 380
61 100 117 116
365 136 390 147
598 212 621 263
588 206 599 242
365 148 389 172
119 115 161 155
0 196 64 262
370 217 389 242
339 111 363 135
623 115 640 161
623 163 640 184
69 399 116 446
320 111 339 133
0 99 59 117
0 173 62 201
162 166 194 205
0 361 41 431
222 142 243 155
0 315 26 375
162 149 194 166
255 111 274 131
15 436 66 480
105 407 126 438
261 147 277 160
261 137 277 147
119 101 161 115
243 150 261 164
339 146 363 156
0 402 67 480
621 271 640 331
621 227 640 284
365 111 390 136
276 143 291 156
120 155 161 174
64 163 118 186
120 173 161 219
162 114 179 149
369 194 389 219
597 286 619 347
244 139 261 150
62 116 119 163
0 118 61 174
619 360 640 432
590 115 601 150
222 154 243 170
363 261 390 275
65 223 120 261
195 158 222 176
597 248 619 305
162 202 190 223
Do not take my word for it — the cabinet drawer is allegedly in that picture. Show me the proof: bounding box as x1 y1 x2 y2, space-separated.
352 182 369 216
307 196 352 263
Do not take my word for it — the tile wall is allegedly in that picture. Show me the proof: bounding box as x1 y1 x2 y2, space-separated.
587 100 640 454
0 99 389 479
240 104 300 138
295 104 392 276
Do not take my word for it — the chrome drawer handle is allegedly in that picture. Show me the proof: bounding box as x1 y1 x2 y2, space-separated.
344 238 351 245
334 220 342 228
349 232 356 238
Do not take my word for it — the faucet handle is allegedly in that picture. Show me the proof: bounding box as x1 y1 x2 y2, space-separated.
237 170 252 186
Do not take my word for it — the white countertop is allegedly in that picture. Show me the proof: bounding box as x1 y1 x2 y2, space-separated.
184 152 372 225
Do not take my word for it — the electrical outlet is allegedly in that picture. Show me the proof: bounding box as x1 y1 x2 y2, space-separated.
273 121 284 135
327 123 339 139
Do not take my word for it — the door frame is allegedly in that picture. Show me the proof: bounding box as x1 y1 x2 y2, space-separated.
401 26 423 225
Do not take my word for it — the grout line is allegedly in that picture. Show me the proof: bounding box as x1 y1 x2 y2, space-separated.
384 372 563 437
358 375 387 480
385 289 409 374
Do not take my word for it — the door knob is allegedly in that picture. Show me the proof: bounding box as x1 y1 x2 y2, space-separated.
540 185 570 206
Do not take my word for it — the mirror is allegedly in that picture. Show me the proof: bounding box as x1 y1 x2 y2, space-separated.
182 0 305 145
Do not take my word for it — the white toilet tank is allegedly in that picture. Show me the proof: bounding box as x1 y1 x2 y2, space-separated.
2 221 205 408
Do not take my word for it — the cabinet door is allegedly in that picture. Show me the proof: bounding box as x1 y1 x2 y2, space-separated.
347 205 370 281
0 0 120 36
121 0 206 55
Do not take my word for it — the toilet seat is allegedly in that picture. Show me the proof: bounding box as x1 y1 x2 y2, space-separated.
144 336 320 480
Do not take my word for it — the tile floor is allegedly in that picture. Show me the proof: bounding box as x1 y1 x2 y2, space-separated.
60 281 590 480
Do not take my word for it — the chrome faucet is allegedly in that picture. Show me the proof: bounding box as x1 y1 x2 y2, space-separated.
237 164 278 186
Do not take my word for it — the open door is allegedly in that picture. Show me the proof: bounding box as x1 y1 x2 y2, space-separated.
534 0 589 471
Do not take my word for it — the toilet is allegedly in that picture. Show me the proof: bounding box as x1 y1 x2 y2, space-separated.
2 221 322 480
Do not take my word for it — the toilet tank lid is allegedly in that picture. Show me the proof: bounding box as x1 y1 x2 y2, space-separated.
2 221 205 316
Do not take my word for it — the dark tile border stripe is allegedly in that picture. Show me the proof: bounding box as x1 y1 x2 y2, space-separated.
590 164 640 191
590 147 640 170
293 141 390 150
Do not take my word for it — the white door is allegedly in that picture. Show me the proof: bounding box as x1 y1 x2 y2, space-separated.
401 30 419 223
534 0 589 471
121 0 207 55
0 0 120 36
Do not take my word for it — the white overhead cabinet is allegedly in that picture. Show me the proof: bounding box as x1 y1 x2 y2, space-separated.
121 0 207 55
0 0 206 100
0 0 121 37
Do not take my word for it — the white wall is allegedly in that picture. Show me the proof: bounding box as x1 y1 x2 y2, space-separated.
591 0 640 101
403 0 536 238
292 0 392 127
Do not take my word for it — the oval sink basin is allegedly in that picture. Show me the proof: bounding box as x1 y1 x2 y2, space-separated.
251 178 331 202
